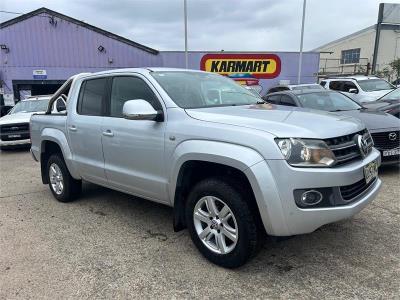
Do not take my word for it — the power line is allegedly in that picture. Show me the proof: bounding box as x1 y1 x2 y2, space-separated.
0 10 24 15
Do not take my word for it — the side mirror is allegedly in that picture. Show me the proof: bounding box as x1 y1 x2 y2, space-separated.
56 98 66 112
122 99 163 121
348 88 358 94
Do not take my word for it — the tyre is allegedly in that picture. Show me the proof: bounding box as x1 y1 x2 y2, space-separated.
185 178 260 268
47 153 81 202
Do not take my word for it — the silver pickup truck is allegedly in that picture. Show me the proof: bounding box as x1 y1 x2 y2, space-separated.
30 68 381 268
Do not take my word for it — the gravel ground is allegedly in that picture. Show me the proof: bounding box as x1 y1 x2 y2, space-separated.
0 149 399 299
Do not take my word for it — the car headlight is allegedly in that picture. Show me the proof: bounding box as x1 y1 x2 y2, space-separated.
275 138 336 167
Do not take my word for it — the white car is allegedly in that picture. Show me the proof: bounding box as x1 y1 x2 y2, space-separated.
320 76 395 102
0 95 65 149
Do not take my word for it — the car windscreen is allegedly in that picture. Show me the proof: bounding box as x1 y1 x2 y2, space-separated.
296 92 362 111
357 79 394 92
151 71 261 109
9 99 50 114
381 88 400 100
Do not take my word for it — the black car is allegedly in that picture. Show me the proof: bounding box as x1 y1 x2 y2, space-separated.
262 90 400 165
362 88 400 118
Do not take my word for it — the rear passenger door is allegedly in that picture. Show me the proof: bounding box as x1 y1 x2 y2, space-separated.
101 75 168 203
67 77 107 185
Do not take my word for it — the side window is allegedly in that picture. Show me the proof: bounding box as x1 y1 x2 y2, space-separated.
342 81 358 92
268 87 279 93
78 78 107 116
280 95 297 107
320 81 326 87
265 94 281 104
110 76 161 118
329 81 342 91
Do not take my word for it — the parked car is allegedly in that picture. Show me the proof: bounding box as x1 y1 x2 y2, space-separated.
266 83 324 94
263 90 400 165
320 76 395 102
30 68 381 268
362 88 400 118
0 95 66 150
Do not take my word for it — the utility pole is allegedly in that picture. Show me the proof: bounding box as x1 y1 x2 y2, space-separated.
297 0 306 84
184 0 188 69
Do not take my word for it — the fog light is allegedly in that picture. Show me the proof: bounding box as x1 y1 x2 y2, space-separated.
300 190 323 206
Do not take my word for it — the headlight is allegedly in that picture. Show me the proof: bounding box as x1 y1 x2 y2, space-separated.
275 138 336 167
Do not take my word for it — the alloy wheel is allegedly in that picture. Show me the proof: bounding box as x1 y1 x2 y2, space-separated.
193 196 238 254
49 163 64 195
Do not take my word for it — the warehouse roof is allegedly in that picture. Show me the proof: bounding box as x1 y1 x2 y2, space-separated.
0 7 159 55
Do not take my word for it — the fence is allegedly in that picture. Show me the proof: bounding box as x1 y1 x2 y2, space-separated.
318 58 370 77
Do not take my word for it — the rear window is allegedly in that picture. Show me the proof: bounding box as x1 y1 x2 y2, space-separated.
78 78 107 116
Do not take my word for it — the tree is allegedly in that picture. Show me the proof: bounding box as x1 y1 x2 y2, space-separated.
389 58 400 80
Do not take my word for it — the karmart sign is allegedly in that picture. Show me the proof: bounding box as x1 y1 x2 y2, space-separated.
200 53 281 79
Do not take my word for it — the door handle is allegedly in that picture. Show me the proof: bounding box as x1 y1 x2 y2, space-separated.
102 130 114 137
68 125 77 132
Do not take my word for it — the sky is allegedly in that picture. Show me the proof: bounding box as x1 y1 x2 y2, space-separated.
1 0 398 52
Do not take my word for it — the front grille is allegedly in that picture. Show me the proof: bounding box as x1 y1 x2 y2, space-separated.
324 129 372 166
0 122 30 141
370 131 400 150
340 177 376 201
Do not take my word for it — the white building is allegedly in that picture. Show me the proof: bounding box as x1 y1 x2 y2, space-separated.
314 3 400 80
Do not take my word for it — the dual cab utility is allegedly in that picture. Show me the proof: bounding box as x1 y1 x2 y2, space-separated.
30 68 382 268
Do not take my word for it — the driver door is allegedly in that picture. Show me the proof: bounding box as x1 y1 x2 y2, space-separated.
101 75 168 203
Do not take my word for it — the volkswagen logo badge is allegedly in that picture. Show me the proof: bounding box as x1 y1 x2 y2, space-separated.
357 134 369 158
388 132 397 141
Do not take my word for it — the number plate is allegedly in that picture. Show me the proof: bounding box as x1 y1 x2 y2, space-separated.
383 149 400 157
8 134 21 138
364 160 378 184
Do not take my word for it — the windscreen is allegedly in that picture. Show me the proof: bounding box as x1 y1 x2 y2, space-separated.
10 99 50 114
296 92 361 111
151 71 260 109
357 79 394 92
381 88 400 100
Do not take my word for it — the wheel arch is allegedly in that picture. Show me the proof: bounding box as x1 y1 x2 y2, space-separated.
40 128 80 183
169 140 265 232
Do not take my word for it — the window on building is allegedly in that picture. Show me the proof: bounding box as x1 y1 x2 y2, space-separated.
110 76 160 118
340 48 361 64
78 78 106 116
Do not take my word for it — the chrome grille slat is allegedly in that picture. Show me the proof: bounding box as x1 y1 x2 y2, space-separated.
329 141 357 151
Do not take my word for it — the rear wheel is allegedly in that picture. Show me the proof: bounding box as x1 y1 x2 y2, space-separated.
186 178 260 268
47 154 81 202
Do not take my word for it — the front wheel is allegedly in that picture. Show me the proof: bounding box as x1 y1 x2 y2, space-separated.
185 178 260 268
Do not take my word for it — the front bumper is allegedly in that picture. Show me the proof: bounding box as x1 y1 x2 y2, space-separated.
245 148 382 236
0 138 31 147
